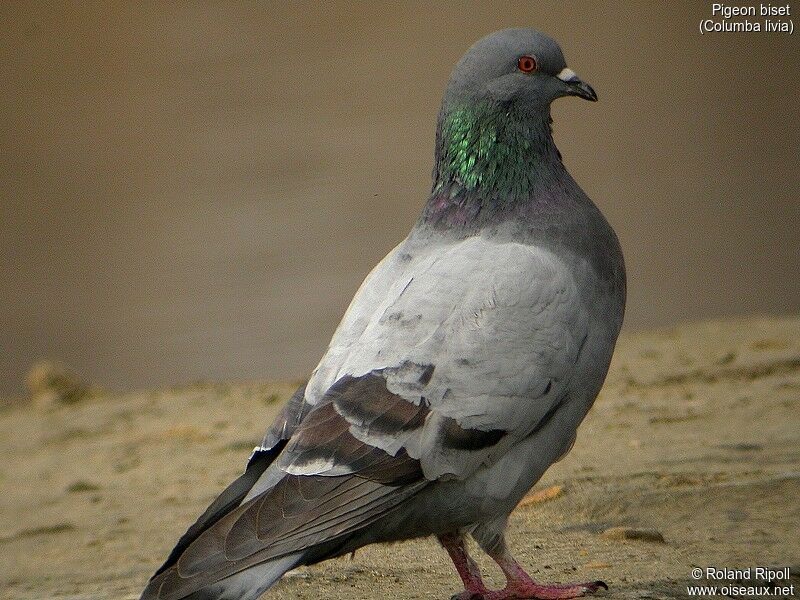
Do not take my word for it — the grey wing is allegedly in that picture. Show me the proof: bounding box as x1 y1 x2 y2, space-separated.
304 235 591 481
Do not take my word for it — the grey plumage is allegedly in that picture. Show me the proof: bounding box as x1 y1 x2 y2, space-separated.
141 27 625 600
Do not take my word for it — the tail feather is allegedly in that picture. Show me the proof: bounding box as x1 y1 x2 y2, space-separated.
153 445 282 578
140 553 302 600
143 384 310 595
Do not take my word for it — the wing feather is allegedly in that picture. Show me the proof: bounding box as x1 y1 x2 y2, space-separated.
306 236 589 481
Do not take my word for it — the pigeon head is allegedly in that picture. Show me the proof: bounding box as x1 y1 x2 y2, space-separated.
443 28 597 111
428 28 595 205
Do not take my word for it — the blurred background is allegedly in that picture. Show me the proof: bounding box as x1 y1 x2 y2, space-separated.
1 2 797 396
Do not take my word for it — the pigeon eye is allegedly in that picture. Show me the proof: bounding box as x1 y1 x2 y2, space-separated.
517 55 538 73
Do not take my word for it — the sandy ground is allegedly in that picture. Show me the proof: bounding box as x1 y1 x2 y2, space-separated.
1 315 799 600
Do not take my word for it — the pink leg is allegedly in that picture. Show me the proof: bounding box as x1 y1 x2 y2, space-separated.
438 533 489 600
484 549 607 600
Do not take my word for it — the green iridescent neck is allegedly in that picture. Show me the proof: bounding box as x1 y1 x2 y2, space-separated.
432 101 560 198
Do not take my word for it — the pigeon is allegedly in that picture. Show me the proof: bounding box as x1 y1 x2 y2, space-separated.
140 27 626 600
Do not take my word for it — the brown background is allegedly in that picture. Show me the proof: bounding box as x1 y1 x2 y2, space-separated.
1 2 798 395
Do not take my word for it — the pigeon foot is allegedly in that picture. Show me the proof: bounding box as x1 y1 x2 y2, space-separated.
473 579 608 600
440 531 607 600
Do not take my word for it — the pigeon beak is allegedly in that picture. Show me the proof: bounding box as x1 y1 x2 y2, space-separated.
557 68 598 102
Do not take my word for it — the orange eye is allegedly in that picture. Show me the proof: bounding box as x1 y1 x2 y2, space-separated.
517 55 537 73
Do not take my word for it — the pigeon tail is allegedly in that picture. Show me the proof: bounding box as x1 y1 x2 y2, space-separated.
139 553 302 600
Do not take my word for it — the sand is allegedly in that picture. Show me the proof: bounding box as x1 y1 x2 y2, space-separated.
1 315 798 600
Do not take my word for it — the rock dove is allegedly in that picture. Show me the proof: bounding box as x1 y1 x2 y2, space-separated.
140 27 626 600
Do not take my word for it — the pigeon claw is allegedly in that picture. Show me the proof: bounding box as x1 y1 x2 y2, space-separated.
464 579 609 600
